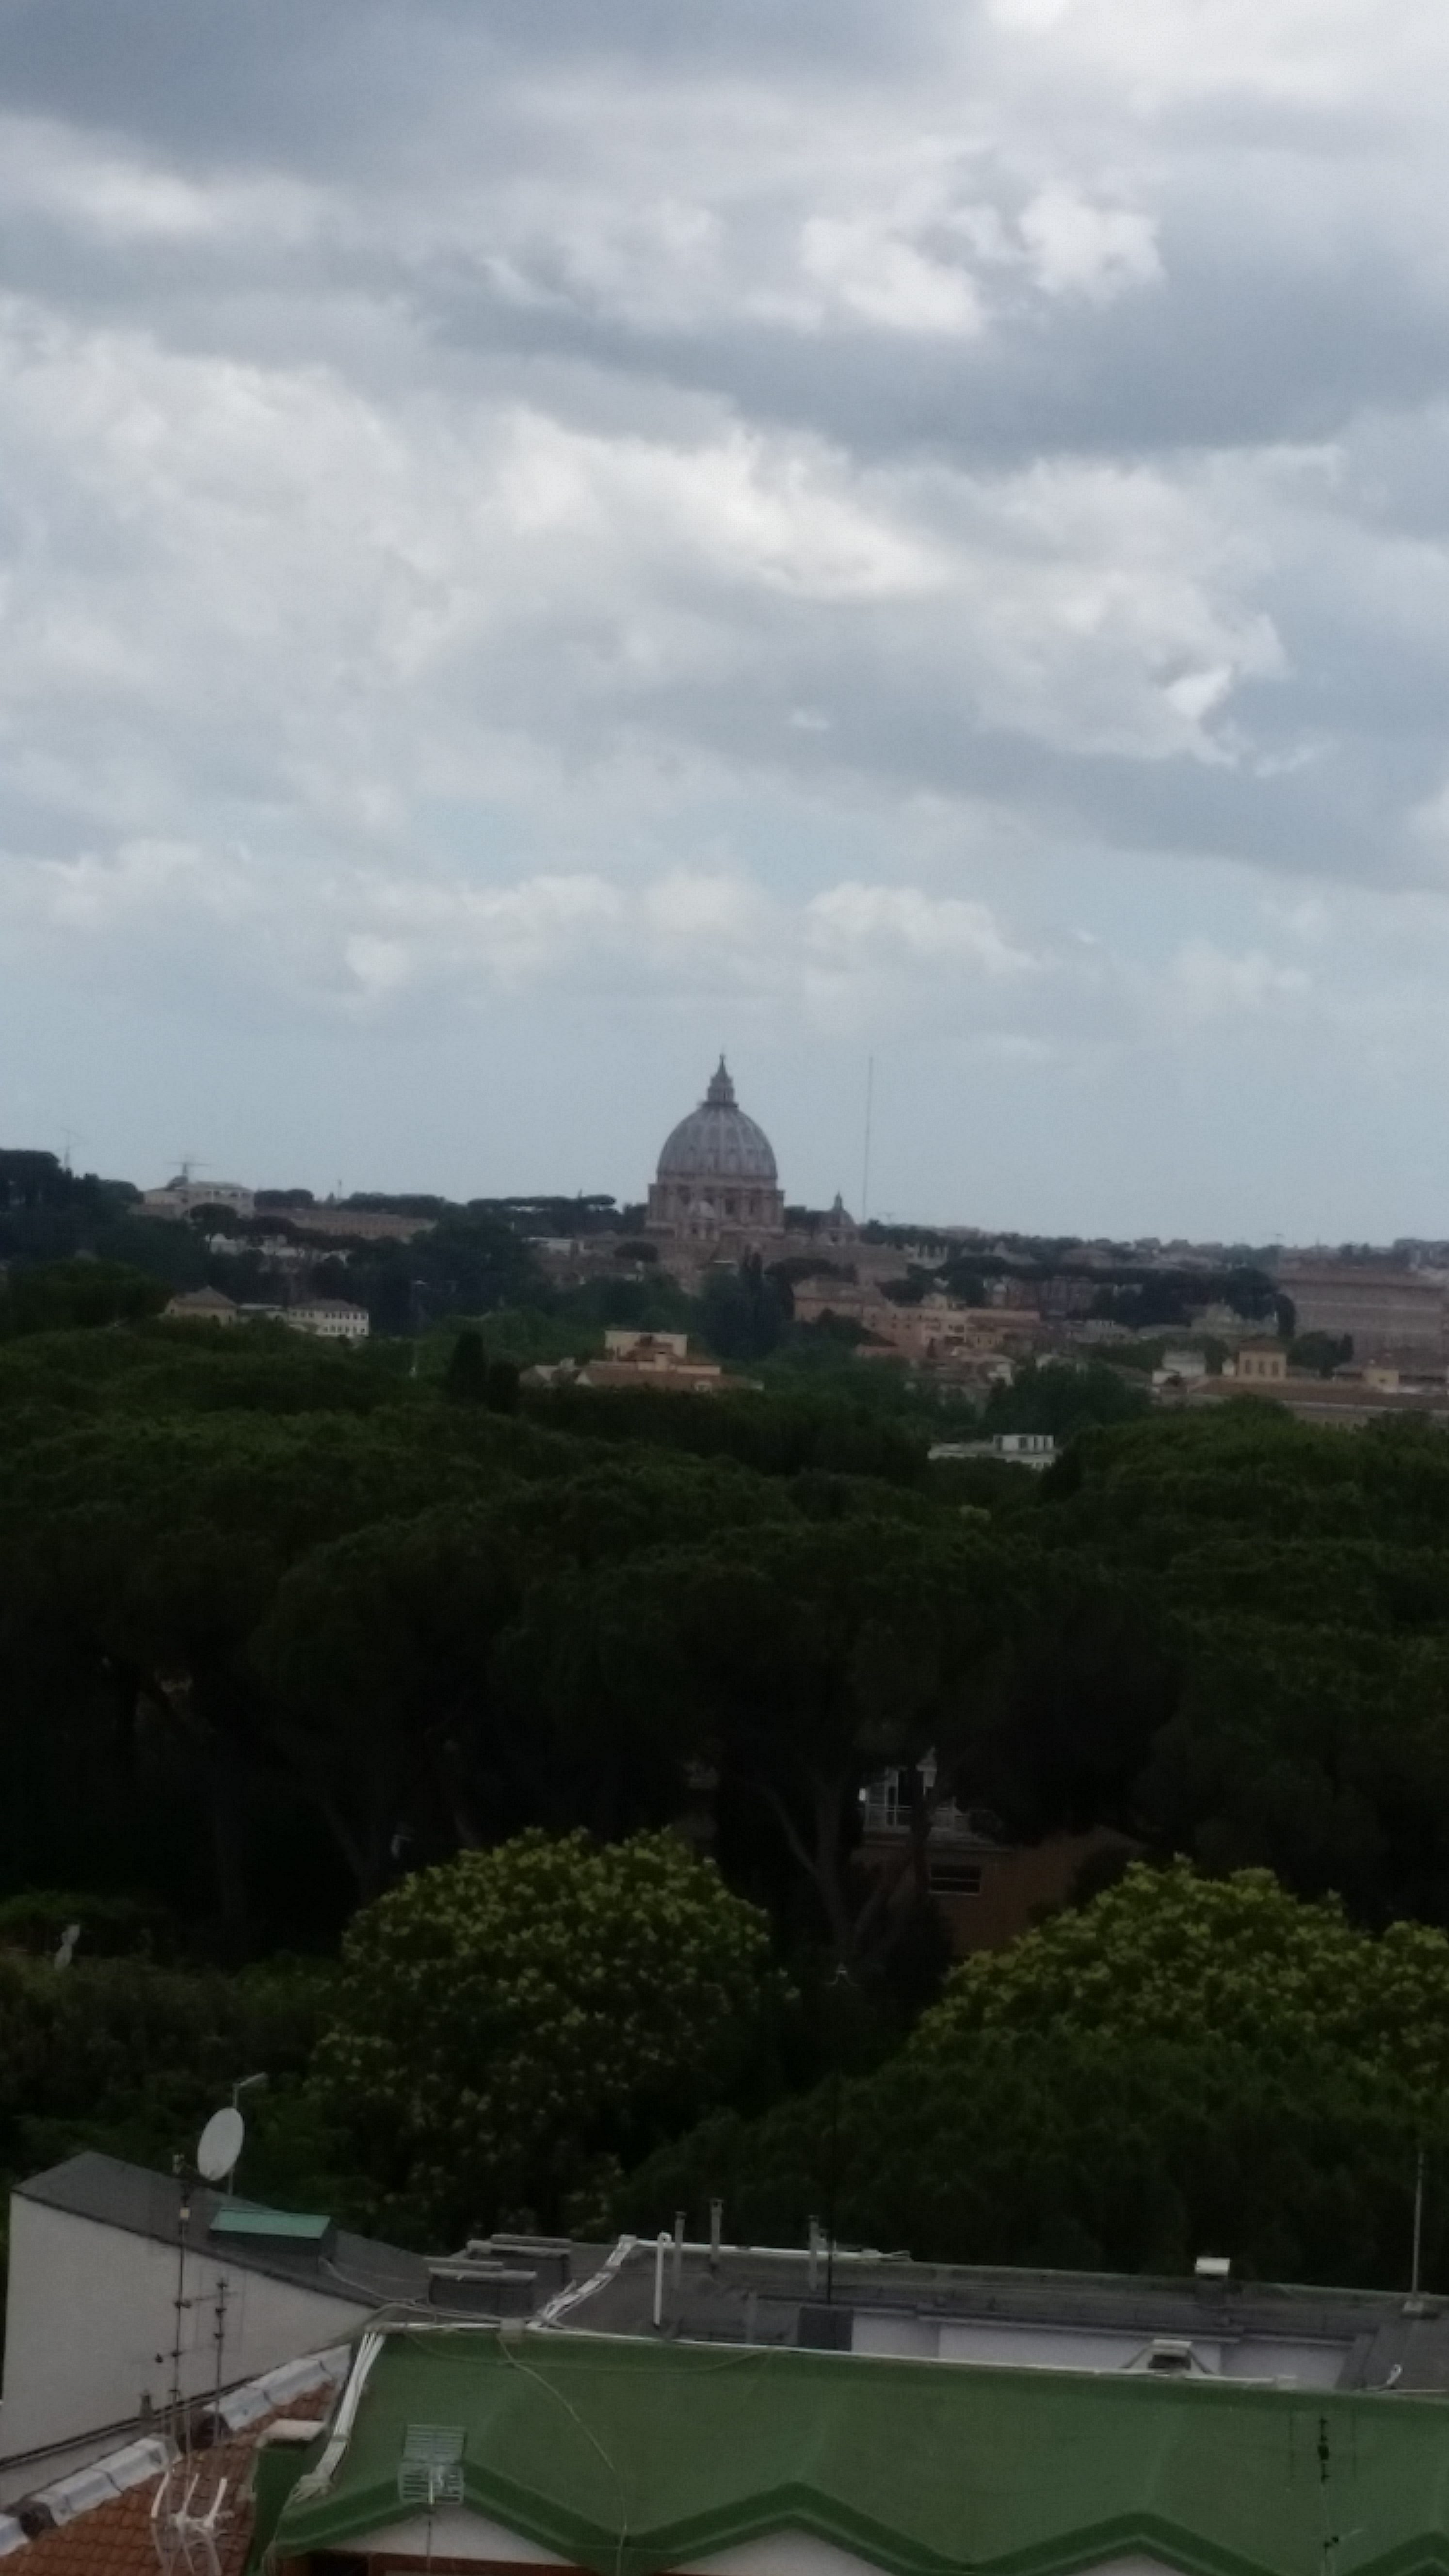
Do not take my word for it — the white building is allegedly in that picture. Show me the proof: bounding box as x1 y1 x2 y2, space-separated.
284 1302 370 1343
0 2154 426 2505
142 1181 255 1221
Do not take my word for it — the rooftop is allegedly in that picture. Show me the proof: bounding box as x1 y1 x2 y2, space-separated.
269 2323 1449 2576
549 2237 1449 2393
0 2371 340 2571
17 2156 428 2310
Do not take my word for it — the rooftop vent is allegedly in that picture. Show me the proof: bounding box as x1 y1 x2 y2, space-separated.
476 2234 572 2294
397 2426 465 2511
427 2260 539 2316
796 2303 852 2351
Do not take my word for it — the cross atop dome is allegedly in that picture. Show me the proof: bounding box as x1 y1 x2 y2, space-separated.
705 1057 736 1108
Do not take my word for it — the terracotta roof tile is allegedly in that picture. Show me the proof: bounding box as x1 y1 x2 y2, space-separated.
13 2396 330 2576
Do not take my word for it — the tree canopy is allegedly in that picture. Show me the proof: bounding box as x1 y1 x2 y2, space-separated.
310 1829 778 2237
617 1863 1449 2284
920 1859 1449 2099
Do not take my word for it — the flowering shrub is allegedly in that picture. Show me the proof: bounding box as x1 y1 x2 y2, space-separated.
309 1828 776 2237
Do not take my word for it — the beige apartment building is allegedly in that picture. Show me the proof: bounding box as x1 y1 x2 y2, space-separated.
1229 1341 1288 1385
1277 1263 1447 1365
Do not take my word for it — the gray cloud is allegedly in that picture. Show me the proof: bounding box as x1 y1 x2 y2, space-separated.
3 0 1449 1226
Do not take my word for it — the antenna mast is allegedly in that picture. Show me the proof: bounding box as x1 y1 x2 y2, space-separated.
860 1056 875 1224
212 2274 230 2421
168 2181 192 2449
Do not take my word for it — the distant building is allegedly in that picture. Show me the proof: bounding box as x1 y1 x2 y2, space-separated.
284 1301 369 1343
791 1281 902 1343
857 1764 1120 1952
143 1180 254 1221
1185 1371 1449 1430
1228 1341 1288 1385
929 1433 1057 1471
1154 1345 1209 1385
902 1299 1040 1365
523 1330 735 1395
204 1232 312 1269
1277 1262 1447 1366
786 1191 859 1251
162 1288 240 1327
285 1207 434 1244
582 1330 725 1392
992 1431 1057 1464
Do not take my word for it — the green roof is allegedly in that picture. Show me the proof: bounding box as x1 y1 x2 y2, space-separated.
271 2327 1449 2576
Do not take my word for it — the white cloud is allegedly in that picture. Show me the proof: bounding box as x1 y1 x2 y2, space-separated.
0 115 322 249
1017 189 1161 303
798 216 983 336
805 882 1035 974
1163 939 1311 1024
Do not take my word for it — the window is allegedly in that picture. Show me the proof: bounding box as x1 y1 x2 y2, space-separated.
929 1858 983 1896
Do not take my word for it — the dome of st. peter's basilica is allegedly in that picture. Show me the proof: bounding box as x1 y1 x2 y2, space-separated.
646 1059 787 1253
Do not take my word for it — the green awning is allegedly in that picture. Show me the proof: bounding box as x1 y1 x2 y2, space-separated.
210 2204 331 2240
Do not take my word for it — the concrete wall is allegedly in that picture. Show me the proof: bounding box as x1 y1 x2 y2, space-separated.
0 2197 369 2497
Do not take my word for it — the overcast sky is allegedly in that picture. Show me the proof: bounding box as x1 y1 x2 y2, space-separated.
5 0 1449 1237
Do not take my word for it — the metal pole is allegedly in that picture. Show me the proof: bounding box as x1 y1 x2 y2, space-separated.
212 2276 229 2420
170 2188 191 2448
709 2198 723 2270
653 2232 668 2329
227 2072 267 2197
825 2072 841 2306
1412 2145 1426 2294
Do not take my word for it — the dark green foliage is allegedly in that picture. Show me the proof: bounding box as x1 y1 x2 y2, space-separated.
523 1383 928 1484
344 1209 544 1332
485 1359 520 1415
981 1359 1148 1439
617 2036 1439 2287
16 1294 1449 2281
699 1256 789 1359
1290 1330 1353 1376
618 1866 1449 2285
0 1946 349 2223
0 1259 167 1336
445 1328 490 1402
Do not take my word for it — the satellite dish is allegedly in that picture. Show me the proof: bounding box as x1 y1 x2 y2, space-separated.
197 2106 245 2184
